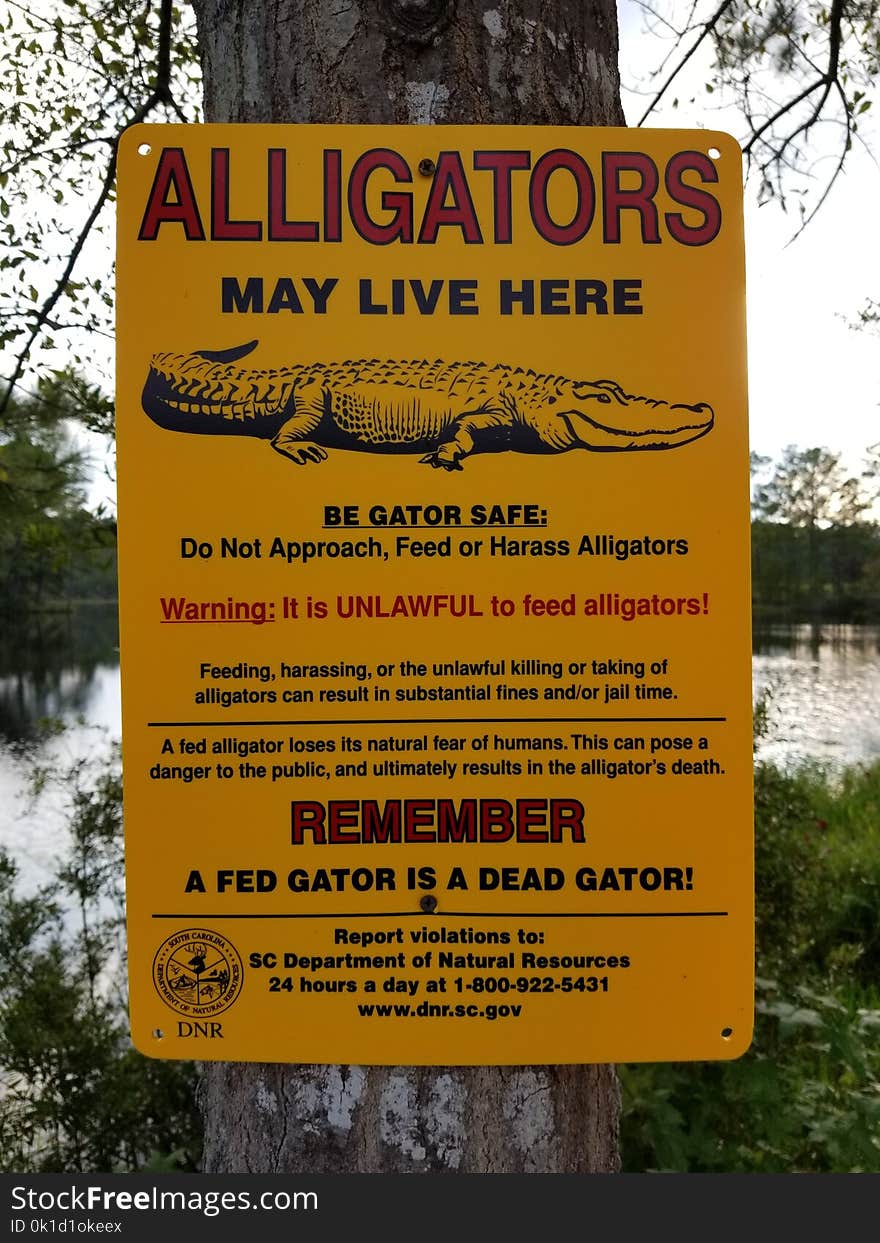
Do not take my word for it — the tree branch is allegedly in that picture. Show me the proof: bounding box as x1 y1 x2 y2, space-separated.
784 81 853 243
635 0 738 126
742 0 845 159
0 0 179 416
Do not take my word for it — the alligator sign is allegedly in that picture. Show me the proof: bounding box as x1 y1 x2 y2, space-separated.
142 341 715 470
117 123 753 1068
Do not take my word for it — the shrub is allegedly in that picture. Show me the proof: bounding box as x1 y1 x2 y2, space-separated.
0 745 201 1172
620 760 880 1172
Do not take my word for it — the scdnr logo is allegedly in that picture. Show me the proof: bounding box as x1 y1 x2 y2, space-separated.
152 927 243 1017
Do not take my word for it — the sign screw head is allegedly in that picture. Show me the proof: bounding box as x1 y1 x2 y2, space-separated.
418 158 436 176
420 894 438 914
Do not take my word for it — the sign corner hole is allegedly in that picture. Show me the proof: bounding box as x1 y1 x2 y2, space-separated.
138 143 152 156
708 146 721 160
152 1028 165 1040
720 1026 733 1040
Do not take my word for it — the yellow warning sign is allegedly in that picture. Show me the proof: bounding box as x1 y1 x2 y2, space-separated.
116 124 752 1064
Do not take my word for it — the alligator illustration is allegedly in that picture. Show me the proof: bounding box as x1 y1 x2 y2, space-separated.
142 340 714 471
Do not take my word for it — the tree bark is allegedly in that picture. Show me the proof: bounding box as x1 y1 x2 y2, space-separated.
198 1062 620 1173
193 0 624 128
191 0 624 1175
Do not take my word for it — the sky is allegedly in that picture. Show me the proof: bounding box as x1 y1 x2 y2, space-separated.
618 1 880 475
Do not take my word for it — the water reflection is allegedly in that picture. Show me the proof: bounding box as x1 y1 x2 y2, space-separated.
754 623 880 658
0 606 120 742
753 624 880 767
0 605 121 891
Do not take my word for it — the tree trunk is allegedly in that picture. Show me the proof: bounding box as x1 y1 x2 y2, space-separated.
191 0 624 1174
193 0 624 129
198 1062 620 1173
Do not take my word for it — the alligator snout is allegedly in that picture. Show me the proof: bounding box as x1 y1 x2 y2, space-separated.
562 385 714 451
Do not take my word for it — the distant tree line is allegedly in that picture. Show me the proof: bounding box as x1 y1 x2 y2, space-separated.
751 446 880 621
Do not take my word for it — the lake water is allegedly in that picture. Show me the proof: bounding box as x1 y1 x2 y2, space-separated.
0 607 121 889
752 624 880 768
1 613 878 887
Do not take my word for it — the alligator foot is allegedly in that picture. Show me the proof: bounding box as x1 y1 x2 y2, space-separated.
420 447 465 471
271 435 329 465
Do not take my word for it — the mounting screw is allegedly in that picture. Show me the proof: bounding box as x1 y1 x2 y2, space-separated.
420 894 438 914
418 157 436 176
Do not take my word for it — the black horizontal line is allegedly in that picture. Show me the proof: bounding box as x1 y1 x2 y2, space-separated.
319 523 547 530
146 716 728 728
151 910 729 920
